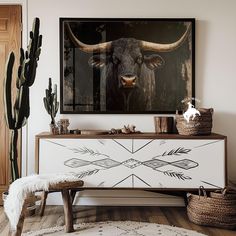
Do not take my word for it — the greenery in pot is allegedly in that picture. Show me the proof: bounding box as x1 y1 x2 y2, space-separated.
43 78 59 127
3 18 42 182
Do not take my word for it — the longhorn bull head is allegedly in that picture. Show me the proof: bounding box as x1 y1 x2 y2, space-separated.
64 22 191 112
65 22 191 53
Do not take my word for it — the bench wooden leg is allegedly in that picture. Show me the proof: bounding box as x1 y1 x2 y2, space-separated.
39 191 48 217
11 202 27 236
61 189 74 233
70 190 77 204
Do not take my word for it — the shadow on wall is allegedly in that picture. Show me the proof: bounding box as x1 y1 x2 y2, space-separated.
213 112 236 183
195 20 208 101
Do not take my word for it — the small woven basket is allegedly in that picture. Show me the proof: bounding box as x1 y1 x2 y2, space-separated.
187 187 236 229
176 108 213 135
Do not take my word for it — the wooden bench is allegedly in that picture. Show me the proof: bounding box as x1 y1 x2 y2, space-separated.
12 180 84 236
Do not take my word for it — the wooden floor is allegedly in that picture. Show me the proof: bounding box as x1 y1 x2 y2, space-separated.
0 206 235 236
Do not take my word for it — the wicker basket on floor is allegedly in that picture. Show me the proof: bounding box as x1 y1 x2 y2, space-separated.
176 108 213 135
187 187 236 229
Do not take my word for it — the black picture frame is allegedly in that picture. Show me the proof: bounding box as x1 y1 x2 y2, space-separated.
60 18 195 114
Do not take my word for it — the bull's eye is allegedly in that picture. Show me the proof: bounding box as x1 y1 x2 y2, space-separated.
136 56 143 64
112 56 120 65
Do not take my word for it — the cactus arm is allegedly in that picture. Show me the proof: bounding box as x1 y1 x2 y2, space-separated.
56 101 59 114
16 48 25 89
20 48 24 64
43 97 50 115
26 18 42 87
25 91 30 119
4 52 15 129
10 130 19 181
38 35 42 49
17 57 29 88
29 18 40 57
49 78 52 92
54 84 57 102
27 60 37 85
15 86 29 129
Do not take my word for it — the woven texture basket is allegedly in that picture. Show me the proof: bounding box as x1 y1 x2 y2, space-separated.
176 108 213 135
187 187 236 229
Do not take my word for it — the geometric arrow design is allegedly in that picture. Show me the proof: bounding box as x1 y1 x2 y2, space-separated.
143 159 198 170
112 174 151 188
113 139 154 154
64 157 198 170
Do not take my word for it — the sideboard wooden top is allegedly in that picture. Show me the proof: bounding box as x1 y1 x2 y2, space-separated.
36 132 226 140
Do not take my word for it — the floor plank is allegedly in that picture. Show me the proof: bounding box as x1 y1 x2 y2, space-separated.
0 206 235 236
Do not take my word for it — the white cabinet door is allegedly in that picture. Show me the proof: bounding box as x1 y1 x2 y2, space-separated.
39 138 225 189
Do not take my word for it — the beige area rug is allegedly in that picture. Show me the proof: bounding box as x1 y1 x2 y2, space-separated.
22 221 206 236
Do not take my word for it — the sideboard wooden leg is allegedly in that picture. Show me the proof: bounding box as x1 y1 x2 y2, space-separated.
61 189 74 233
183 192 189 206
39 191 48 217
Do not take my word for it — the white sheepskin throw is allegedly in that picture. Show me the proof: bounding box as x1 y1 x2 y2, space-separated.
4 173 80 230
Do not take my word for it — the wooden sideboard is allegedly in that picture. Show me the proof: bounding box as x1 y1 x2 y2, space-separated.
35 132 227 191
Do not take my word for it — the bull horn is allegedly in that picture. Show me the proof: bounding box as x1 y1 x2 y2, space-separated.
65 22 112 53
140 24 191 52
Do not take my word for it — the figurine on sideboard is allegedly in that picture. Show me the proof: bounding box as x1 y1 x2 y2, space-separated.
109 124 140 134
57 119 70 134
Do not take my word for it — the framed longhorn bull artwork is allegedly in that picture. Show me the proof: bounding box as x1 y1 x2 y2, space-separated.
60 18 195 114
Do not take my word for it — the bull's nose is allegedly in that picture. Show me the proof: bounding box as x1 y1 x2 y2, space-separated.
120 75 137 88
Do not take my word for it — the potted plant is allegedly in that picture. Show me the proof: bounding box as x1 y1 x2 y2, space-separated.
43 78 59 134
2 18 42 202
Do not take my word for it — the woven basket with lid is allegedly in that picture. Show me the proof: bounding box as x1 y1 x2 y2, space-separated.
176 108 213 135
187 187 236 229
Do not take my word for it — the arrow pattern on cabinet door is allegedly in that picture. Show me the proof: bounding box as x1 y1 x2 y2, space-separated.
68 146 110 158
153 147 192 158
44 139 222 185
112 139 154 154
64 157 198 171
156 169 192 180
71 169 101 178
112 174 151 188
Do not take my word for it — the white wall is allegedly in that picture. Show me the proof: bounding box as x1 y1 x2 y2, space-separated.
25 0 236 181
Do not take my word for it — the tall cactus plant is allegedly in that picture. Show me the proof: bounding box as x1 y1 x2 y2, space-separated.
43 78 59 125
4 18 42 181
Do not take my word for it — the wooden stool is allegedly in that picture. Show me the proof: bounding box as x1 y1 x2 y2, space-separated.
12 180 84 236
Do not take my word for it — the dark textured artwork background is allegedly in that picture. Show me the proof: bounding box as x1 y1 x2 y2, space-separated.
62 19 194 113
